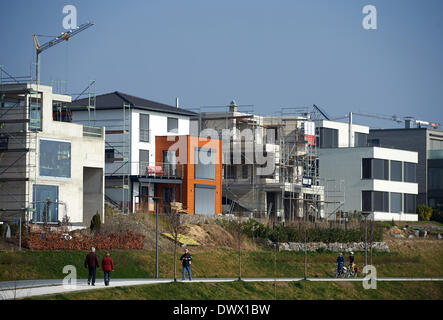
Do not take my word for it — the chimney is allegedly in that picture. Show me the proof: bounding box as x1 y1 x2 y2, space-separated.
229 100 237 112
176 97 179 108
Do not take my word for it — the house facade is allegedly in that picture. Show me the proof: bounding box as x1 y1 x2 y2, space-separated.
0 84 105 229
69 92 224 214
316 120 419 221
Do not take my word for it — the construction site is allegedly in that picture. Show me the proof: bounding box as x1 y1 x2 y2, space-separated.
191 101 346 222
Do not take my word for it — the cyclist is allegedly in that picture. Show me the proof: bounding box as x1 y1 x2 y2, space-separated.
336 252 344 276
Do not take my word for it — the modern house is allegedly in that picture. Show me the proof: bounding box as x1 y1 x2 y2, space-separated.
369 128 443 213
316 120 419 221
68 92 223 214
142 135 223 215
0 84 105 229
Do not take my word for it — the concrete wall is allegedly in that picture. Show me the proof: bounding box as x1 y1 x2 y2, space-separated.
83 167 104 226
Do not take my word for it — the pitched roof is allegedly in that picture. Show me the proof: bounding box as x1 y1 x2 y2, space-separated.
69 91 197 117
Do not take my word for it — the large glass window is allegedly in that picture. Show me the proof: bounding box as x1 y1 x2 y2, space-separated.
33 185 59 223
163 150 176 176
39 139 71 178
390 192 402 213
363 158 389 180
355 132 368 147
361 191 389 212
319 127 338 148
167 117 178 133
139 114 150 142
429 167 443 190
195 148 216 180
404 194 417 213
390 160 402 182
373 159 389 180
373 191 389 212
404 162 417 183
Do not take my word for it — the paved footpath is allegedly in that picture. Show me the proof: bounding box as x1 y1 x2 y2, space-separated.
1 277 442 300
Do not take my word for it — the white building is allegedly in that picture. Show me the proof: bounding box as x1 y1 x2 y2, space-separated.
316 120 419 221
69 91 196 212
0 84 105 229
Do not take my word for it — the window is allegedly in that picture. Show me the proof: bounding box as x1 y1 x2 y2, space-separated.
368 139 380 147
355 133 368 147
139 114 150 142
390 160 402 182
167 117 178 133
362 191 372 212
105 149 115 162
404 194 417 213
195 148 216 180
39 139 71 178
319 127 338 148
373 159 389 180
30 99 41 131
163 150 176 176
361 191 389 212
404 162 417 183
362 158 388 180
33 185 59 223
428 168 443 190
139 150 149 175
429 139 443 150
242 165 249 179
390 193 402 213
362 158 372 179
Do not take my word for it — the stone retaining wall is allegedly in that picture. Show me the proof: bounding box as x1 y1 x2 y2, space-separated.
273 241 389 252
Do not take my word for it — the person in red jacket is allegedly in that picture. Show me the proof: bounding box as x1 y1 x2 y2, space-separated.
102 252 114 286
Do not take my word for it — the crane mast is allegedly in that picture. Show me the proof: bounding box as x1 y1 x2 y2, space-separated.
32 21 94 84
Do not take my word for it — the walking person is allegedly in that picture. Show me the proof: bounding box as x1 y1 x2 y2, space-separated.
180 248 192 281
84 247 100 286
102 252 114 286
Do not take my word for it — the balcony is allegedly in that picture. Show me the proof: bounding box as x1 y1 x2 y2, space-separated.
138 161 184 179
83 125 104 138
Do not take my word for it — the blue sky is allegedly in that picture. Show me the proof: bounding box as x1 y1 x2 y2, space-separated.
1 0 442 128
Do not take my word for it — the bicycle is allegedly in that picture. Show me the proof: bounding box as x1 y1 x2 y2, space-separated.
332 265 347 278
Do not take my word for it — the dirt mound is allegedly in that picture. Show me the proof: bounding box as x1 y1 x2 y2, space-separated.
181 224 236 248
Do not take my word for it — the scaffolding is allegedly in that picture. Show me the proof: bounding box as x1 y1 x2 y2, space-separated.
65 93 131 214
196 103 332 222
0 66 40 248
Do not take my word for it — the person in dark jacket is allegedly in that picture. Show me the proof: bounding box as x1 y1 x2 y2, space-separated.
180 248 192 281
336 252 344 275
102 252 114 286
84 247 100 286
349 252 355 268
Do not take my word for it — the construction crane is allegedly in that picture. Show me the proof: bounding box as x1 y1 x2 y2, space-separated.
32 21 94 84
332 111 440 147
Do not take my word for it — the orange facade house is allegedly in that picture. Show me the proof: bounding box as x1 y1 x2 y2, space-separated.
154 135 222 215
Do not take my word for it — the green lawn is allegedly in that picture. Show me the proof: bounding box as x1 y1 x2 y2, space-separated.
28 280 443 300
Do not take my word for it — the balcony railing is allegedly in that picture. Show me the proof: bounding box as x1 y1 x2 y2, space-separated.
83 125 104 138
138 161 184 179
